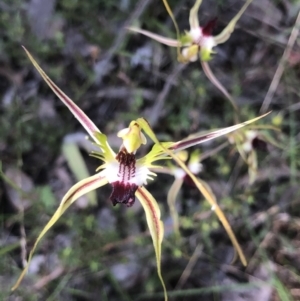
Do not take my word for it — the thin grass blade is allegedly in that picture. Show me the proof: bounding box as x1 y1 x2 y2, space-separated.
161 0 181 58
62 141 97 206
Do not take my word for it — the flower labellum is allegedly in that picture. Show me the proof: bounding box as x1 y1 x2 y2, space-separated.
109 148 138 207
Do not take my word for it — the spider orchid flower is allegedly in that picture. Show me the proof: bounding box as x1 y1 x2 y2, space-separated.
128 0 252 109
129 0 252 62
12 47 268 299
228 125 282 184
153 150 204 237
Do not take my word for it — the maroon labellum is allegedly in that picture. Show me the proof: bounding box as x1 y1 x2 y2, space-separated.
110 181 138 207
109 148 139 207
183 174 197 187
252 137 268 151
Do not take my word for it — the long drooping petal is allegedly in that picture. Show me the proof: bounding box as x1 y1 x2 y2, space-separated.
22 47 106 147
168 113 270 152
167 178 184 236
214 0 252 45
189 0 202 30
135 186 167 301
201 60 238 111
11 174 108 291
127 27 180 47
191 176 247 265
136 118 251 265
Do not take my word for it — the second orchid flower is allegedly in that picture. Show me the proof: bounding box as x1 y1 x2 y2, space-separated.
128 0 252 109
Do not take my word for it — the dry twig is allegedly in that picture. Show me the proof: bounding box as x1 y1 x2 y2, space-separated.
260 11 300 113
